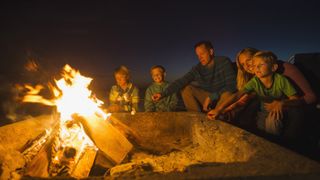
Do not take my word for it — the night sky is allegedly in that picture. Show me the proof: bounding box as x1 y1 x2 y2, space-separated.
1 0 320 94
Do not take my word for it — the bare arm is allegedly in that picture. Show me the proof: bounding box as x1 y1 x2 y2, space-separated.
207 90 246 120
283 63 317 104
264 95 304 121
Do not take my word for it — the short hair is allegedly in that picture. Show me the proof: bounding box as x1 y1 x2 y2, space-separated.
150 65 166 74
194 41 214 50
114 65 130 78
253 51 278 65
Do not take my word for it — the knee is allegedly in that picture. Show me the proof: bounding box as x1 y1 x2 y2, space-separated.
181 85 193 96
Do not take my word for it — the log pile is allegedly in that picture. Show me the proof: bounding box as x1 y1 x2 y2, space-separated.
0 114 135 179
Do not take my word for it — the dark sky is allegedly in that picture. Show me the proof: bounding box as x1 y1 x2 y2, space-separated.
1 0 320 88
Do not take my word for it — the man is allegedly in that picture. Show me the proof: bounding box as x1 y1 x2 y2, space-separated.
152 41 236 112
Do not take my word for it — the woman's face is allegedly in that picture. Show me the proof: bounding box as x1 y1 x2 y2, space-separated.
238 53 254 74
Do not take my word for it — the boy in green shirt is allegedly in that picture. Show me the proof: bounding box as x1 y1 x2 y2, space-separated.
208 51 303 136
144 65 178 112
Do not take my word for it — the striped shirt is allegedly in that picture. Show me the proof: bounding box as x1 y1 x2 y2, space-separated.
162 56 237 100
144 81 178 112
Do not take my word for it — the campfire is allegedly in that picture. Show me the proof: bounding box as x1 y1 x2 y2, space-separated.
2 64 134 178
1 65 320 179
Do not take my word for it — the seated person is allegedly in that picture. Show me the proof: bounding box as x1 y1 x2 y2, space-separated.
152 41 236 112
208 51 304 143
144 65 178 112
222 48 316 130
108 65 139 113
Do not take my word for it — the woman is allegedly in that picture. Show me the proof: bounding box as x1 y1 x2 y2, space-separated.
215 48 317 131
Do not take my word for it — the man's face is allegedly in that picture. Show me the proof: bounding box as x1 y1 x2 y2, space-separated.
115 73 128 87
151 68 164 84
195 44 214 66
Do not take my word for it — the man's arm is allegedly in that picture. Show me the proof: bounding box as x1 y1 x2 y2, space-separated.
161 68 197 97
209 58 237 101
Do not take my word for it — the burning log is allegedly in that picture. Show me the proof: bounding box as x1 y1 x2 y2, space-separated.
10 65 135 178
73 114 133 165
71 147 97 178
24 142 50 177
47 118 98 177
20 116 99 178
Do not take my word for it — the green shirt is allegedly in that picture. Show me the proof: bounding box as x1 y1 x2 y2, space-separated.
144 82 178 112
243 73 297 110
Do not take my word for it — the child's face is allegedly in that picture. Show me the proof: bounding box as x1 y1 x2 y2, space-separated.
151 68 165 84
252 57 273 78
238 53 254 74
115 73 128 87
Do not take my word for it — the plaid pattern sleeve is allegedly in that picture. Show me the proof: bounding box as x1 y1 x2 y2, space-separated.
209 57 237 100
161 68 196 97
109 85 118 105
131 85 140 111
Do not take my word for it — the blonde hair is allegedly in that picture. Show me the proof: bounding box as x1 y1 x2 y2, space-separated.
236 48 259 90
150 65 166 74
114 65 130 79
253 51 278 65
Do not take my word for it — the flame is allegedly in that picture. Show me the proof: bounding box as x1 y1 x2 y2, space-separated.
53 64 109 122
23 64 109 121
22 64 110 175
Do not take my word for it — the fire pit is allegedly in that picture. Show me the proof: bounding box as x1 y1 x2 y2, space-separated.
1 65 319 179
1 112 320 179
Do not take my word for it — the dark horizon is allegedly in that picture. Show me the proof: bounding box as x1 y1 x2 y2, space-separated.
1 0 320 97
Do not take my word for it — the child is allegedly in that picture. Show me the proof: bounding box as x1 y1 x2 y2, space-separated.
208 51 303 136
108 65 139 113
144 65 178 112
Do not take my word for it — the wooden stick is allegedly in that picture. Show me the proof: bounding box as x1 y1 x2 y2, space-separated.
73 114 133 165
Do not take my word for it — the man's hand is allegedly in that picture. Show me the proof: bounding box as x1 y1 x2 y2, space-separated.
264 100 283 120
202 96 211 112
207 108 222 120
152 93 162 102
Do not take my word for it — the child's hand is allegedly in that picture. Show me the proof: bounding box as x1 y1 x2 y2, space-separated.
207 109 221 120
264 100 283 120
152 93 162 101
202 96 211 112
